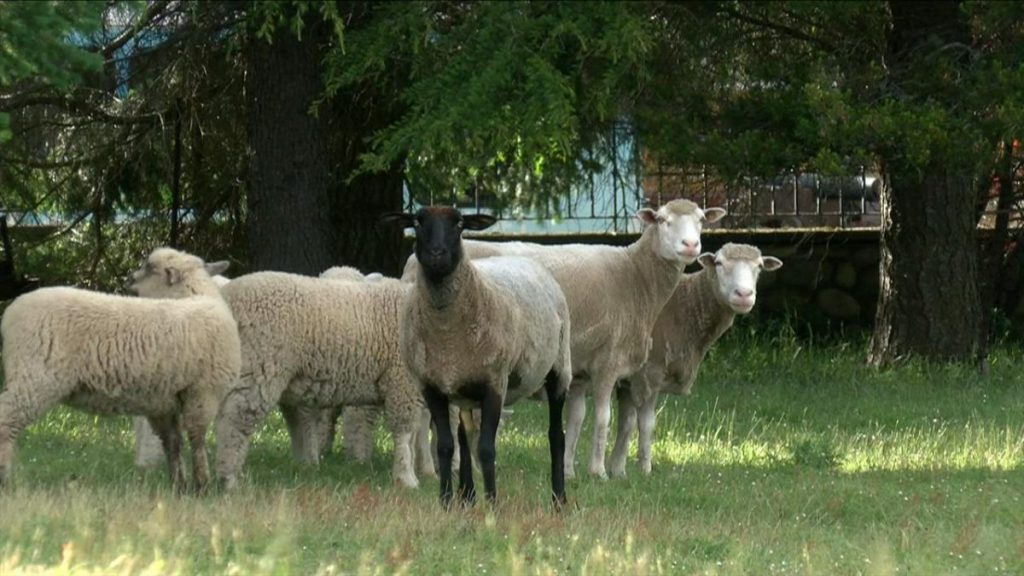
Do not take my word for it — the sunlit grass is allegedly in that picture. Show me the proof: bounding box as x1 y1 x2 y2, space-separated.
3 329 1024 574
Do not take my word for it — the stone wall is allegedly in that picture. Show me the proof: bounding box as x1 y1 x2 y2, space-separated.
701 230 881 331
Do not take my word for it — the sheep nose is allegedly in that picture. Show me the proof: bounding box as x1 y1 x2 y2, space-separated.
681 239 698 249
734 288 753 299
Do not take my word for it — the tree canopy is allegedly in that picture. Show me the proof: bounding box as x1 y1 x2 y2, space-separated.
1 1 1022 363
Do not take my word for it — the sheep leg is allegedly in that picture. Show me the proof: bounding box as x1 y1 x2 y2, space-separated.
563 383 587 480
637 393 659 475
280 404 322 465
544 371 568 507
147 414 186 495
609 387 638 479
342 406 378 463
476 387 503 505
413 408 436 478
431 405 462 475
456 413 475 505
381 368 420 488
422 385 455 508
180 391 221 495
133 416 166 468
0 387 65 486
320 406 343 457
587 376 617 479
215 385 277 491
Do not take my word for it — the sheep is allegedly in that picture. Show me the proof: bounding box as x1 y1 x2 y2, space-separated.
296 265 435 480
403 199 726 479
385 206 572 507
0 248 240 493
213 271 424 489
136 265 384 466
135 271 234 469
608 243 782 477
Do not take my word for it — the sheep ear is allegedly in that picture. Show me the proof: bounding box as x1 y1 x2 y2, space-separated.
379 212 417 229
762 256 783 271
697 253 717 269
703 207 727 223
636 208 663 225
205 261 230 276
164 267 182 285
462 214 498 231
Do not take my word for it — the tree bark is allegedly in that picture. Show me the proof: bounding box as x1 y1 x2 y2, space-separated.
245 13 334 274
321 2 407 277
868 171 980 365
868 0 979 366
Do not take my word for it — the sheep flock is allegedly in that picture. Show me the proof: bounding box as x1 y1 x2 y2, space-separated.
0 201 792 508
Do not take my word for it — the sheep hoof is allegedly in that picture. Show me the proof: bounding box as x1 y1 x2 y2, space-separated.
609 466 627 479
396 474 419 489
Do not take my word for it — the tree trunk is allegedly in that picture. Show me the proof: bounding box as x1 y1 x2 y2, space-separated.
868 171 980 365
868 0 979 366
245 14 334 274
322 2 407 277
331 165 407 277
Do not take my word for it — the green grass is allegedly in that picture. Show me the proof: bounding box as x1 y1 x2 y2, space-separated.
3 330 1024 575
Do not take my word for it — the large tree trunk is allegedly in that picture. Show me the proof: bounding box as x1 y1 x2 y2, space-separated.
868 171 980 365
245 13 334 274
868 0 979 366
323 2 407 277
331 165 406 277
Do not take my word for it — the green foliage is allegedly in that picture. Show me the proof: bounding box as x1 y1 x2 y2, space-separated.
0 1 105 140
636 1 1024 184
247 0 345 45
323 1 652 211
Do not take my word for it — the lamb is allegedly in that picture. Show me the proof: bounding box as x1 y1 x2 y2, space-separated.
135 271 232 469
297 265 434 480
213 270 425 489
0 248 240 493
386 206 572 507
404 199 726 479
608 243 782 477
134 264 434 480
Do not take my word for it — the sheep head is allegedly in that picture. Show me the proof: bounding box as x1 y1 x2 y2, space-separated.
127 247 228 299
381 207 497 283
697 243 782 314
636 199 727 265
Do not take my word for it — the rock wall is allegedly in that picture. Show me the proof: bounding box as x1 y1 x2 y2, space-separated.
700 230 881 331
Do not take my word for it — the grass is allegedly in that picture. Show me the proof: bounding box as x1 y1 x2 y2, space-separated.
2 328 1024 575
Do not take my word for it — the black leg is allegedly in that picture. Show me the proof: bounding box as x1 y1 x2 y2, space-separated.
478 387 503 504
423 386 454 508
456 415 475 505
545 372 567 508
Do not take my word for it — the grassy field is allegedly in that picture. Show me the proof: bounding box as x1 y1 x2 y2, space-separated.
2 328 1024 575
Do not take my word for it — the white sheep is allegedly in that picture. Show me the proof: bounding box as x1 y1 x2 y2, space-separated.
386 206 572 507
300 265 435 480
405 199 726 479
608 243 782 477
0 248 240 493
135 271 233 469
213 271 424 489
